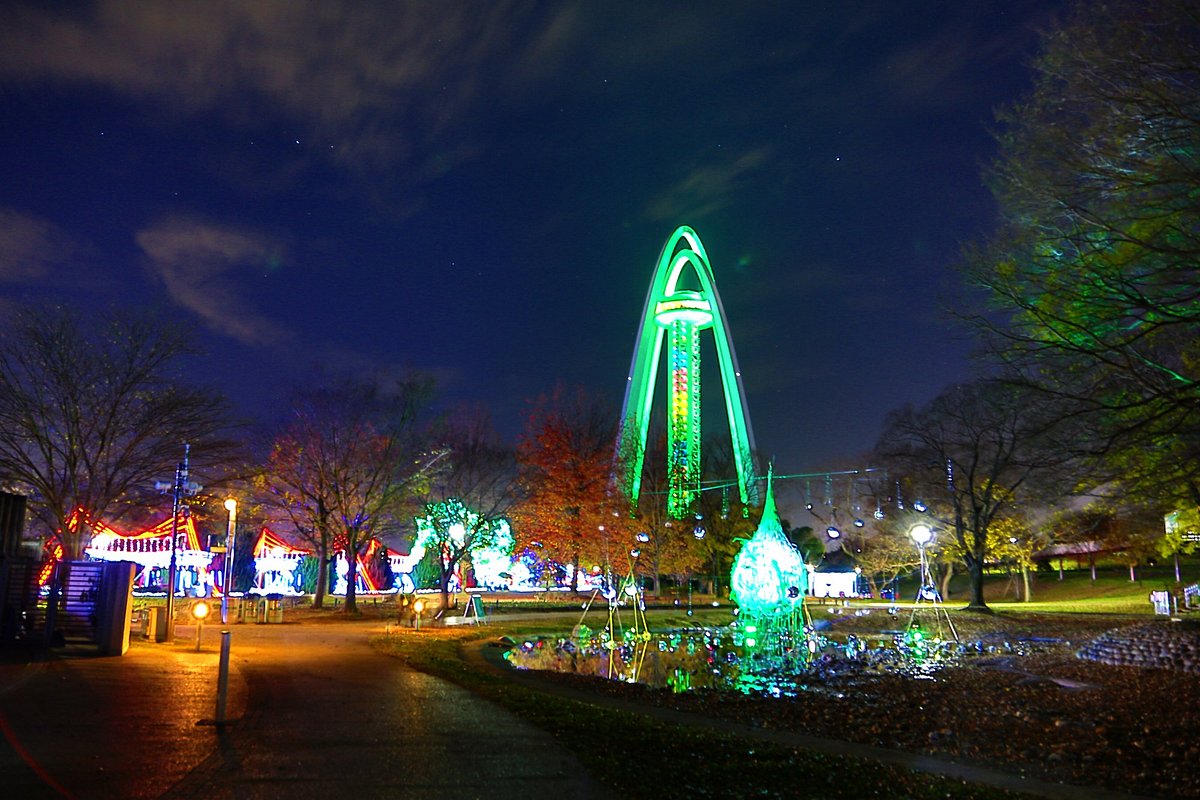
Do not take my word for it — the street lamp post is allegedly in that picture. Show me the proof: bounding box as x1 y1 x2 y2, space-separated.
222 498 238 624
907 523 958 642
909 523 934 599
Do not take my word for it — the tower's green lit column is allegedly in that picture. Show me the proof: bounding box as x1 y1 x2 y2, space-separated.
619 226 759 517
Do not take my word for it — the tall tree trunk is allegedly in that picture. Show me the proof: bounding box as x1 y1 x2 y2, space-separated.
312 507 331 608
69 520 90 561
1175 552 1181 583
344 550 358 613
440 562 453 615
1058 558 1064 580
965 554 990 612
312 545 329 608
1021 566 1032 603
1090 553 1097 582
939 561 954 599
1128 563 1136 582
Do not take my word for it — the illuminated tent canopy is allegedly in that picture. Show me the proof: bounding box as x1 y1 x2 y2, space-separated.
75 509 215 595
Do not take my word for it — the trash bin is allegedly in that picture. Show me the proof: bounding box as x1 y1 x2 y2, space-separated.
265 594 283 624
142 607 159 640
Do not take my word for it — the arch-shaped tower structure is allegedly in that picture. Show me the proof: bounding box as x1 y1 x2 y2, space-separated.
618 225 759 517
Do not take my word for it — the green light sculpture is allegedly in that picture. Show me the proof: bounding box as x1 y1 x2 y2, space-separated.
729 471 810 660
729 471 807 621
618 226 759 517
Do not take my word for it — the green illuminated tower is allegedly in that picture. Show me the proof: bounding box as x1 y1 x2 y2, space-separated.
618 225 759 517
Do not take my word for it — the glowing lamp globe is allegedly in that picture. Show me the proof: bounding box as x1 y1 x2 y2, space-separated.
910 524 934 547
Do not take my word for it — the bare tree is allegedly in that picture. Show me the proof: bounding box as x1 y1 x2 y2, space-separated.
875 379 1074 612
256 391 340 608
258 376 439 613
0 306 236 558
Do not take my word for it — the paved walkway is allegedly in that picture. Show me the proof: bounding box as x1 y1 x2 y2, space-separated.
0 621 609 800
1 617 1166 800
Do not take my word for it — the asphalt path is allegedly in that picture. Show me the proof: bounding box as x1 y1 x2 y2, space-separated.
0 621 610 800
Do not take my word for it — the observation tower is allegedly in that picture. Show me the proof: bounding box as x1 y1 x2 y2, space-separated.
618 226 759 517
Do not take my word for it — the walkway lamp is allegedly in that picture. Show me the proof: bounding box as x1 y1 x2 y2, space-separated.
193 601 209 651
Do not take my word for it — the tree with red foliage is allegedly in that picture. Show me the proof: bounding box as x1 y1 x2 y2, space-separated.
513 386 627 592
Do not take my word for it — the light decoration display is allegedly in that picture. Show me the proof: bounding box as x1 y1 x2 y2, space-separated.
248 512 598 598
728 471 813 659
76 509 216 596
904 523 959 645
250 527 405 596
252 527 310 595
36 538 63 587
574 551 652 683
618 225 759 518
411 499 513 592
408 500 604 594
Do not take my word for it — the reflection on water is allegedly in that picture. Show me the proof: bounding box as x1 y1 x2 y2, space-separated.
504 622 1059 697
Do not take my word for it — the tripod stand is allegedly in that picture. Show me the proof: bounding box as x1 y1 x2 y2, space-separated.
907 526 958 643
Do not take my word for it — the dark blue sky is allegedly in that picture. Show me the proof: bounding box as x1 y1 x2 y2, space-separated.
0 1 1064 475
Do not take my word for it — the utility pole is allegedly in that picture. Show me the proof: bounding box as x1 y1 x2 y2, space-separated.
160 444 201 642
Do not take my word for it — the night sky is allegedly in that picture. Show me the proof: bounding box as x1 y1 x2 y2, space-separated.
0 1 1065 477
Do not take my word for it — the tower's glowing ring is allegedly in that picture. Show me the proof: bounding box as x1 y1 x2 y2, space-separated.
618 226 759 516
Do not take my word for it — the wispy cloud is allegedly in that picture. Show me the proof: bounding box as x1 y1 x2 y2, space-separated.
0 1 579 178
0 208 77 285
136 218 290 346
645 147 775 223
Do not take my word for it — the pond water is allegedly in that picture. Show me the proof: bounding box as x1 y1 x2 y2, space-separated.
503 618 1060 697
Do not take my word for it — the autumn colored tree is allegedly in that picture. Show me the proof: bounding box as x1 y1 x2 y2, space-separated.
0 306 236 559
513 386 624 593
984 516 1048 603
1161 508 1200 583
618 432 704 595
844 526 920 599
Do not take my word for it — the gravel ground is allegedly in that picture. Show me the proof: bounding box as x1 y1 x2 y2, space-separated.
511 612 1200 799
